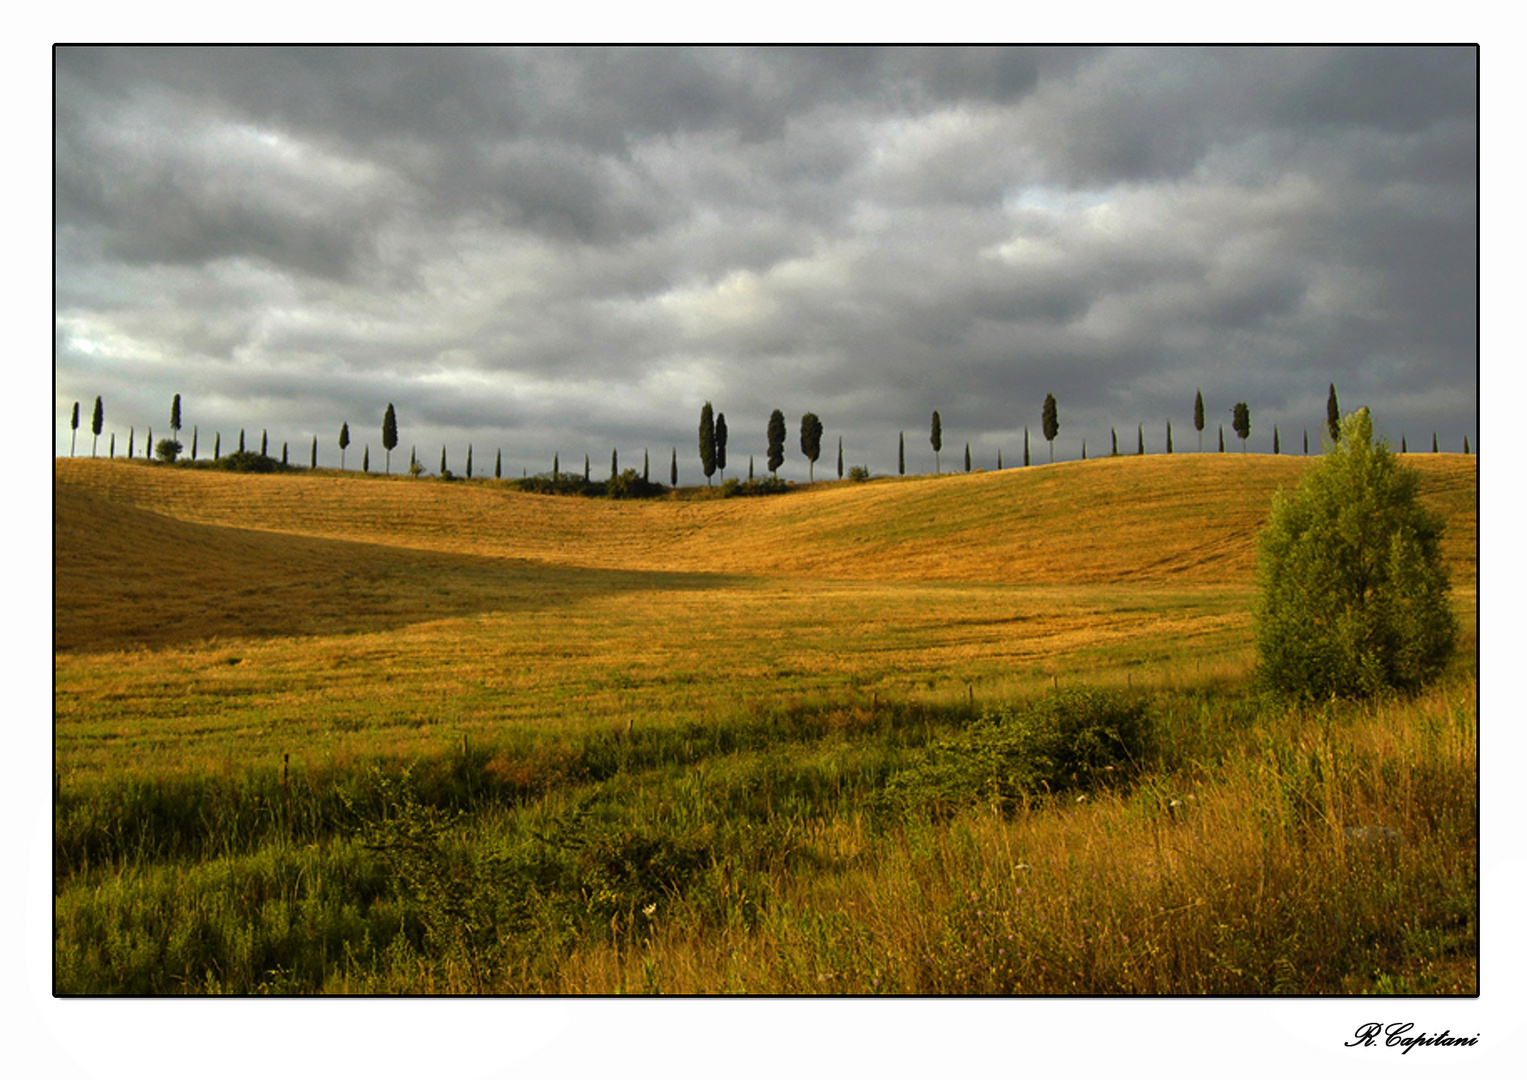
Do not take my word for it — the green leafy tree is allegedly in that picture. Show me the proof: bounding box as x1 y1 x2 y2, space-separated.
715 414 728 480
767 409 786 477
69 401 79 456
154 438 182 463
339 423 349 469
1232 403 1250 452
698 402 717 485
1194 389 1205 452
170 394 182 443
91 397 104 457
1326 383 1340 443
382 403 398 474
930 411 943 473
1041 394 1059 463
800 412 824 481
1253 408 1456 700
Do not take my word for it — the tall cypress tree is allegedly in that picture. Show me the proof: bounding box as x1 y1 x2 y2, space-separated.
837 436 843 479
1194 389 1205 452
554 453 560 479
1401 434 1408 454
261 430 268 457
1219 425 1225 452
1303 430 1308 455
699 402 717 485
311 435 318 468
69 402 79 456
1024 427 1030 467
1464 436 1471 454
749 455 754 481
1042 394 1059 463
930 411 943 473
282 442 289 466
214 431 220 460
644 449 650 482
382 403 398 474
715 413 728 481
671 447 678 487
128 427 135 459
496 449 502 479
1273 426 1280 454
338 424 348 468
91 396 104 457
362 445 369 472
1137 424 1144 455
800 412 824 481
898 431 905 476
767 409 786 477
1082 440 1087 460
109 433 115 458
1326 383 1340 443
1166 421 1173 454
146 428 153 458
441 445 447 475
610 447 617 479
170 394 182 444
467 444 474 479
1432 433 1438 453
190 426 198 461
998 449 1003 470
964 443 971 472
1111 429 1118 456
584 454 590 481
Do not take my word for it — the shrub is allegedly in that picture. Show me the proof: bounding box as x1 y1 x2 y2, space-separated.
718 476 789 498
214 450 283 473
1253 408 1456 700
154 438 183 463
604 468 664 500
848 465 871 482
878 687 1151 817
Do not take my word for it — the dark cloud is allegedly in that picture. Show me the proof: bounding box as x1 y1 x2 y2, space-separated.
55 46 1477 476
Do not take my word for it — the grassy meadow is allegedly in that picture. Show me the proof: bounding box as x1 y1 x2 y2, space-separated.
52 452 1478 994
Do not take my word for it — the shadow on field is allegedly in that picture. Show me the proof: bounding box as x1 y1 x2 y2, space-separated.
55 486 742 653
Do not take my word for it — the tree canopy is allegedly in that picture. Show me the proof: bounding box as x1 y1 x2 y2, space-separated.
800 412 824 481
767 409 786 476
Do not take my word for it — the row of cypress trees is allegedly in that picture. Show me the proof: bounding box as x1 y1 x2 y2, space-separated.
64 384 1474 479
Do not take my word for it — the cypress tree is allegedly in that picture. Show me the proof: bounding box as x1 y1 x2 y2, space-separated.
1273 426 1280 455
644 449 650 483
1303 429 1308 455
584 454 590 481
1401 434 1408 454
671 448 678 487
466 444 473 479
1137 425 1144 455
1111 429 1118 456
441 445 447 475
190 425 198 461
170 394 182 443
109 433 115 458
128 427 135 459
610 447 617 479
1432 433 1438 453
496 449 502 479
749 455 755 481
337 424 347 468
930 411 943 473
767 409 786 477
964 443 971 472
1194 389 1205 452
411 446 417 473
240 429 247 454
715 414 728 480
699 402 717 485
282 442 289 466
898 432 905 476
1232 403 1250 452
311 435 318 468
363 445 369 472
554 453 560 479
1042 394 1059 463
800 412 823 481
70 401 79 456
1082 440 1087 460
1024 427 1030 467
382 404 398 474
1219 426 1225 452
261 430 268 456
1464 436 1471 454
91 397 104 457
147 428 152 458
837 436 843 480
998 449 1003 470
1326 383 1340 443
1166 421 1173 454
214 432 220 460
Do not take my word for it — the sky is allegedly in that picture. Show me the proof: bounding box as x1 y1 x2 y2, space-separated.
53 45 1478 477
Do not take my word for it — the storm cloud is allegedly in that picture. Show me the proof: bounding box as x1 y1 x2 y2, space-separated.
54 46 1477 476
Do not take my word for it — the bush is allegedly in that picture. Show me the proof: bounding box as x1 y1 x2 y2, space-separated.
718 476 789 498
878 687 1151 817
214 450 283 473
604 468 665 500
848 465 871 482
154 438 183 463
1253 408 1456 700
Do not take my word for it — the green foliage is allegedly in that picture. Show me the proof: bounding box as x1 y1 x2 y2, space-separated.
1194 389 1205 448
930 411 942 472
699 402 716 484
605 468 665 500
800 412 824 481
715 414 728 478
170 393 182 434
848 465 871 483
154 439 183 463
1327 383 1340 443
1232 403 1250 449
879 688 1151 818
718 476 788 498
214 450 284 473
1253 408 1457 700
767 409 786 476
